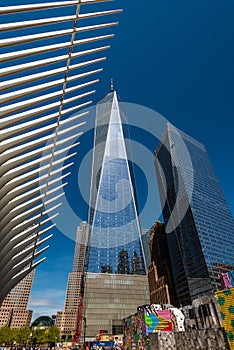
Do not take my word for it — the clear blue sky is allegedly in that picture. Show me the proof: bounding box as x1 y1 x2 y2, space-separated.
26 0 234 319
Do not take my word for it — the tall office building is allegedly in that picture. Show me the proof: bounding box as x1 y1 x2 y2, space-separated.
87 89 146 274
154 123 234 306
84 89 149 338
57 222 88 339
0 271 34 328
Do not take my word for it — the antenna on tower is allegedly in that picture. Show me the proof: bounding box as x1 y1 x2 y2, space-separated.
110 78 114 92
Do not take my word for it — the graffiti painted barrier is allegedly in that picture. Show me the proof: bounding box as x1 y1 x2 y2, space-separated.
215 287 234 350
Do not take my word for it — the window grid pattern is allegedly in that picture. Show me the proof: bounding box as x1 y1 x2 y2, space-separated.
155 123 234 305
87 92 146 275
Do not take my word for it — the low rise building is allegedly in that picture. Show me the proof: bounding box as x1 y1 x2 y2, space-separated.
0 270 34 328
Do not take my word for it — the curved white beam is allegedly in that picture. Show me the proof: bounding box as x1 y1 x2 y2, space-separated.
0 23 118 48
0 178 66 222
0 35 112 63
0 110 87 141
0 0 121 304
0 0 112 15
1 163 73 207
0 178 66 229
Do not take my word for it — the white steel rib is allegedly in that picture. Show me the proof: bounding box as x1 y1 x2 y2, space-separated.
0 0 122 304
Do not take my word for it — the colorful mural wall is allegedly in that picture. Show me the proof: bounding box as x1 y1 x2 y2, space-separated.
220 270 234 290
143 308 172 334
215 287 234 350
123 311 149 350
123 305 173 350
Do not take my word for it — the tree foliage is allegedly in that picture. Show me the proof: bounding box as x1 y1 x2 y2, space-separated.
14 327 32 344
47 326 60 342
32 326 61 344
0 325 60 345
0 326 13 344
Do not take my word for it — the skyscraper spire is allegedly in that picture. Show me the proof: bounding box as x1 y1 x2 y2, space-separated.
87 90 146 274
83 89 150 338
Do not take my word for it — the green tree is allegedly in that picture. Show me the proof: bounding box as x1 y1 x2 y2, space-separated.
30 326 60 345
33 328 48 344
48 326 60 343
14 327 31 345
0 326 13 345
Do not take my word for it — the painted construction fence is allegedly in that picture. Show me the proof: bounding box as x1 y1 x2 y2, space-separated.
215 286 234 350
123 304 185 350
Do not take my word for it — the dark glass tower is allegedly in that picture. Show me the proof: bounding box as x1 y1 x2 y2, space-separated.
155 123 234 306
87 90 146 275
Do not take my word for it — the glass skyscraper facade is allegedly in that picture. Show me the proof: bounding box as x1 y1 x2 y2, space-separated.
83 90 149 337
87 90 146 275
155 123 234 306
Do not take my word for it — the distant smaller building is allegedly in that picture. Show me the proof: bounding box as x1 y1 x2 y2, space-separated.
0 270 34 328
31 316 54 329
56 222 88 340
148 222 177 306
